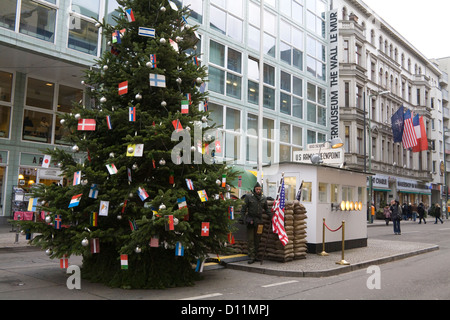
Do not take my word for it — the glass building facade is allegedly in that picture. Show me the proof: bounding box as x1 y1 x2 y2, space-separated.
0 0 332 218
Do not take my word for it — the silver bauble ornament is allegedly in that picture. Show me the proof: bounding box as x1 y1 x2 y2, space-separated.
100 96 107 103
60 119 65 125
128 147 135 154
135 93 142 100
72 145 79 152
45 215 52 223
74 113 81 120
159 159 166 166
81 238 89 247
135 246 142 253
45 248 52 256
160 38 166 44
159 203 166 210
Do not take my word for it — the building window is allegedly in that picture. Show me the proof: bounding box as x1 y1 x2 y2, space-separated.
210 0 243 43
68 0 100 55
0 71 13 139
280 70 303 117
209 40 242 100
19 0 57 42
0 0 17 30
23 77 83 145
306 0 326 38
307 35 326 81
307 82 326 126
247 57 276 110
280 20 303 70
248 4 276 58
319 183 328 203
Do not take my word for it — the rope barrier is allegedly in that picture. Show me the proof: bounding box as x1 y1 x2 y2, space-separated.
319 218 351 265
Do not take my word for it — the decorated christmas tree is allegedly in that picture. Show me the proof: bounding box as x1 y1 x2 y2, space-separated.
17 0 238 289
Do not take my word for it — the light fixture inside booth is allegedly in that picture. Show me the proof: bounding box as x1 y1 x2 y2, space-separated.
332 201 363 212
311 138 344 165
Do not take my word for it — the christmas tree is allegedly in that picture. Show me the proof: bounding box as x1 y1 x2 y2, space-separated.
17 0 238 289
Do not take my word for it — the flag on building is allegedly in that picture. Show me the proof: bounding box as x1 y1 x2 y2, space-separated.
412 115 429 153
73 171 81 186
185 179 194 190
272 177 289 246
201 222 210 236
118 81 128 95
391 106 405 143
120 254 128 270
54 214 62 230
137 187 149 201
69 194 82 208
402 109 418 149
77 119 96 131
106 163 118 175
149 73 166 87
42 155 51 168
175 242 184 256
90 238 100 254
125 8 135 22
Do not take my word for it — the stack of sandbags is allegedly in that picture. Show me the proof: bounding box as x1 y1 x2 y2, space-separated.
258 200 308 262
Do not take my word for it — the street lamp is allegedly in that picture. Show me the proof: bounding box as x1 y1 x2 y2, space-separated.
367 90 390 215
311 138 345 165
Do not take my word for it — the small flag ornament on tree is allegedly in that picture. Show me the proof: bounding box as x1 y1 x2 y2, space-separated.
120 255 128 270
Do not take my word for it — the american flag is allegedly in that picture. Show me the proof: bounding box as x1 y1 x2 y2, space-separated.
272 177 289 246
402 109 418 149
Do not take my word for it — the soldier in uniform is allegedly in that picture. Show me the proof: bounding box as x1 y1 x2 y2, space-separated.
240 182 269 264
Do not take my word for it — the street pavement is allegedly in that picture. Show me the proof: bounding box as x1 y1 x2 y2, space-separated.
0 219 439 278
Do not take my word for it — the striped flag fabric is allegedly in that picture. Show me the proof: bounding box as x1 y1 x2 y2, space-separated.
185 179 194 190
90 212 98 227
137 187 149 201
272 177 289 246
106 116 113 130
73 171 81 186
149 54 157 68
129 107 136 122
119 81 128 95
195 259 205 273
90 238 100 254
125 8 135 22
60 255 69 269
175 242 184 256
129 219 138 231
28 198 38 211
165 215 175 231
177 197 187 209
138 27 155 38
228 206 234 220
120 254 128 270
402 109 418 149
412 115 429 153
69 194 82 208
181 100 189 114
106 163 118 175
172 119 183 132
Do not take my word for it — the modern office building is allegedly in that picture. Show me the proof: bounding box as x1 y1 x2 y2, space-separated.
0 0 121 220
0 0 334 219
334 0 444 207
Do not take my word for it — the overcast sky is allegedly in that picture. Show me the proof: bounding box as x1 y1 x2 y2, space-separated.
361 0 450 59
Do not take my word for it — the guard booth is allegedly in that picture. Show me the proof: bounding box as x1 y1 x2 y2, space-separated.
262 162 368 254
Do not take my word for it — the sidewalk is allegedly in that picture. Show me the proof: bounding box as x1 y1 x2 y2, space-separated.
0 221 439 278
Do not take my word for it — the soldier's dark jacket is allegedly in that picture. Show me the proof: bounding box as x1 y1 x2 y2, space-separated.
240 192 269 225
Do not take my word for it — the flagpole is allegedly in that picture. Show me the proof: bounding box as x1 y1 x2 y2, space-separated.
257 0 264 185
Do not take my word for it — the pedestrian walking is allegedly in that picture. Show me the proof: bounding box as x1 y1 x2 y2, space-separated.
411 203 418 222
401 203 408 221
240 182 269 264
383 205 391 225
434 203 444 224
417 202 427 224
390 199 402 235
